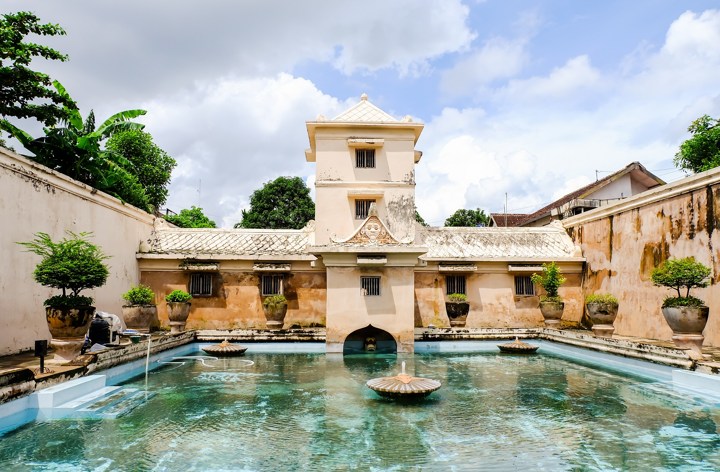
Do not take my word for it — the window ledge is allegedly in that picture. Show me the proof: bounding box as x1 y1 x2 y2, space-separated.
347 138 384 148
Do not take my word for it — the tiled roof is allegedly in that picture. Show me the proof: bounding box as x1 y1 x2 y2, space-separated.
332 94 398 123
140 224 581 261
141 228 311 257
490 213 530 227
419 225 581 260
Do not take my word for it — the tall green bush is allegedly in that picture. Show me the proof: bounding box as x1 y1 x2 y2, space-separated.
531 262 566 302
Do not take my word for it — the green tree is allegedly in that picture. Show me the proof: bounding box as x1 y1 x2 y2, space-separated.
651 257 711 305
0 12 74 127
18 231 109 306
236 176 315 229
674 115 720 173
415 209 429 227
106 130 176 210
165 206 216 228
444 208 491 227
1 80 150 210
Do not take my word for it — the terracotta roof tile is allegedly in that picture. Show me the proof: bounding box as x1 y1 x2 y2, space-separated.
490 213 530 227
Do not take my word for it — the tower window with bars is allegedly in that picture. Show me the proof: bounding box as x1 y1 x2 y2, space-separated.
355 199 375 219
355 149 376 168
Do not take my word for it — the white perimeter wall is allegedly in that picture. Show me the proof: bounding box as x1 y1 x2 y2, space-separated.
0 148 155 355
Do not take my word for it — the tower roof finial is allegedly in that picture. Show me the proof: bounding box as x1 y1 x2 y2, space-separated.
360 93 368 101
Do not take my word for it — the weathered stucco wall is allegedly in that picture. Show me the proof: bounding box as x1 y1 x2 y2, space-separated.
563 168 720 347
414 263 584 329
141 268 326 330
312 126 419 245
325 265 416 352
0 149 155 355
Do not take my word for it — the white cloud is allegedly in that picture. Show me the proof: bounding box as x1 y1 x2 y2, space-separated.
416 9 720 225
142 74 347 227
441 37 528 95
11 0 474 107
6 2 720 232
496 55 601 104
330 0 475 75
661 10 720 63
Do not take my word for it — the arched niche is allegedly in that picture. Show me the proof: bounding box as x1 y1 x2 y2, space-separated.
342 325 397 355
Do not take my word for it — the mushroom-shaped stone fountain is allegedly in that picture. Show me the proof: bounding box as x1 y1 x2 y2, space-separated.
201 339 248 357
366 362 441 399
497 337 539 354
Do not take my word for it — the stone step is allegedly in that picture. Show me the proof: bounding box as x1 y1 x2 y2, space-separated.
59 387 154 419
36 375 107 409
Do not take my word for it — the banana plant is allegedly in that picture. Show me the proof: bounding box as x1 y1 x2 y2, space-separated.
0 81 150 210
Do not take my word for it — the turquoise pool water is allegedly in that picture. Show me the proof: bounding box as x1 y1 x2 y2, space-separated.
1 348 719 471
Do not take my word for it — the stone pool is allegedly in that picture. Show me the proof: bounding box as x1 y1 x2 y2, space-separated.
0 341 719 470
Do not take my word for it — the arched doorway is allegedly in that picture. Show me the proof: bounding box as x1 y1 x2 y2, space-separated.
342 325 397 354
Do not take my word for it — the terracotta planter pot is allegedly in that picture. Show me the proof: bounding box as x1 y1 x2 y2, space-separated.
46 306 95 338
167 302 191 334
585 302 618 338
539 301 564 326
445 302 470 327
122 305 160 332
661 305 709 352
263 303 288 330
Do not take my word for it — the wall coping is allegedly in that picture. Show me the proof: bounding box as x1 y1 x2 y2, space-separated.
0 147 156 225
562 166 720 227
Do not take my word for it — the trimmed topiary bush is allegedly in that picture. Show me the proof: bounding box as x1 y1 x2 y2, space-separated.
18 231 109 307
447 293 467 303
263 294 287 310
123 284 155 305
585 293 618 305
165 290 192 303
651 257 711 308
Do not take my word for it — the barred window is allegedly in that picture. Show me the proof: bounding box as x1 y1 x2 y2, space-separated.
355 199 375 219
262 274 283 296
355 149 375 168
515 276 535 296
446 275 466 295
361 276 381 296
189 273 213 297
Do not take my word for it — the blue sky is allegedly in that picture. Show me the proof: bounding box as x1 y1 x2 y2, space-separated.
6 1 720 226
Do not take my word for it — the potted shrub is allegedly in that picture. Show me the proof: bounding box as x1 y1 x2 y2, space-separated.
445 293 470 327
584 293 619 338
531 262 566 326
122 284 160 332
165 289 192 334
263 294 288 330
651 257 711 352
19 231 109 338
